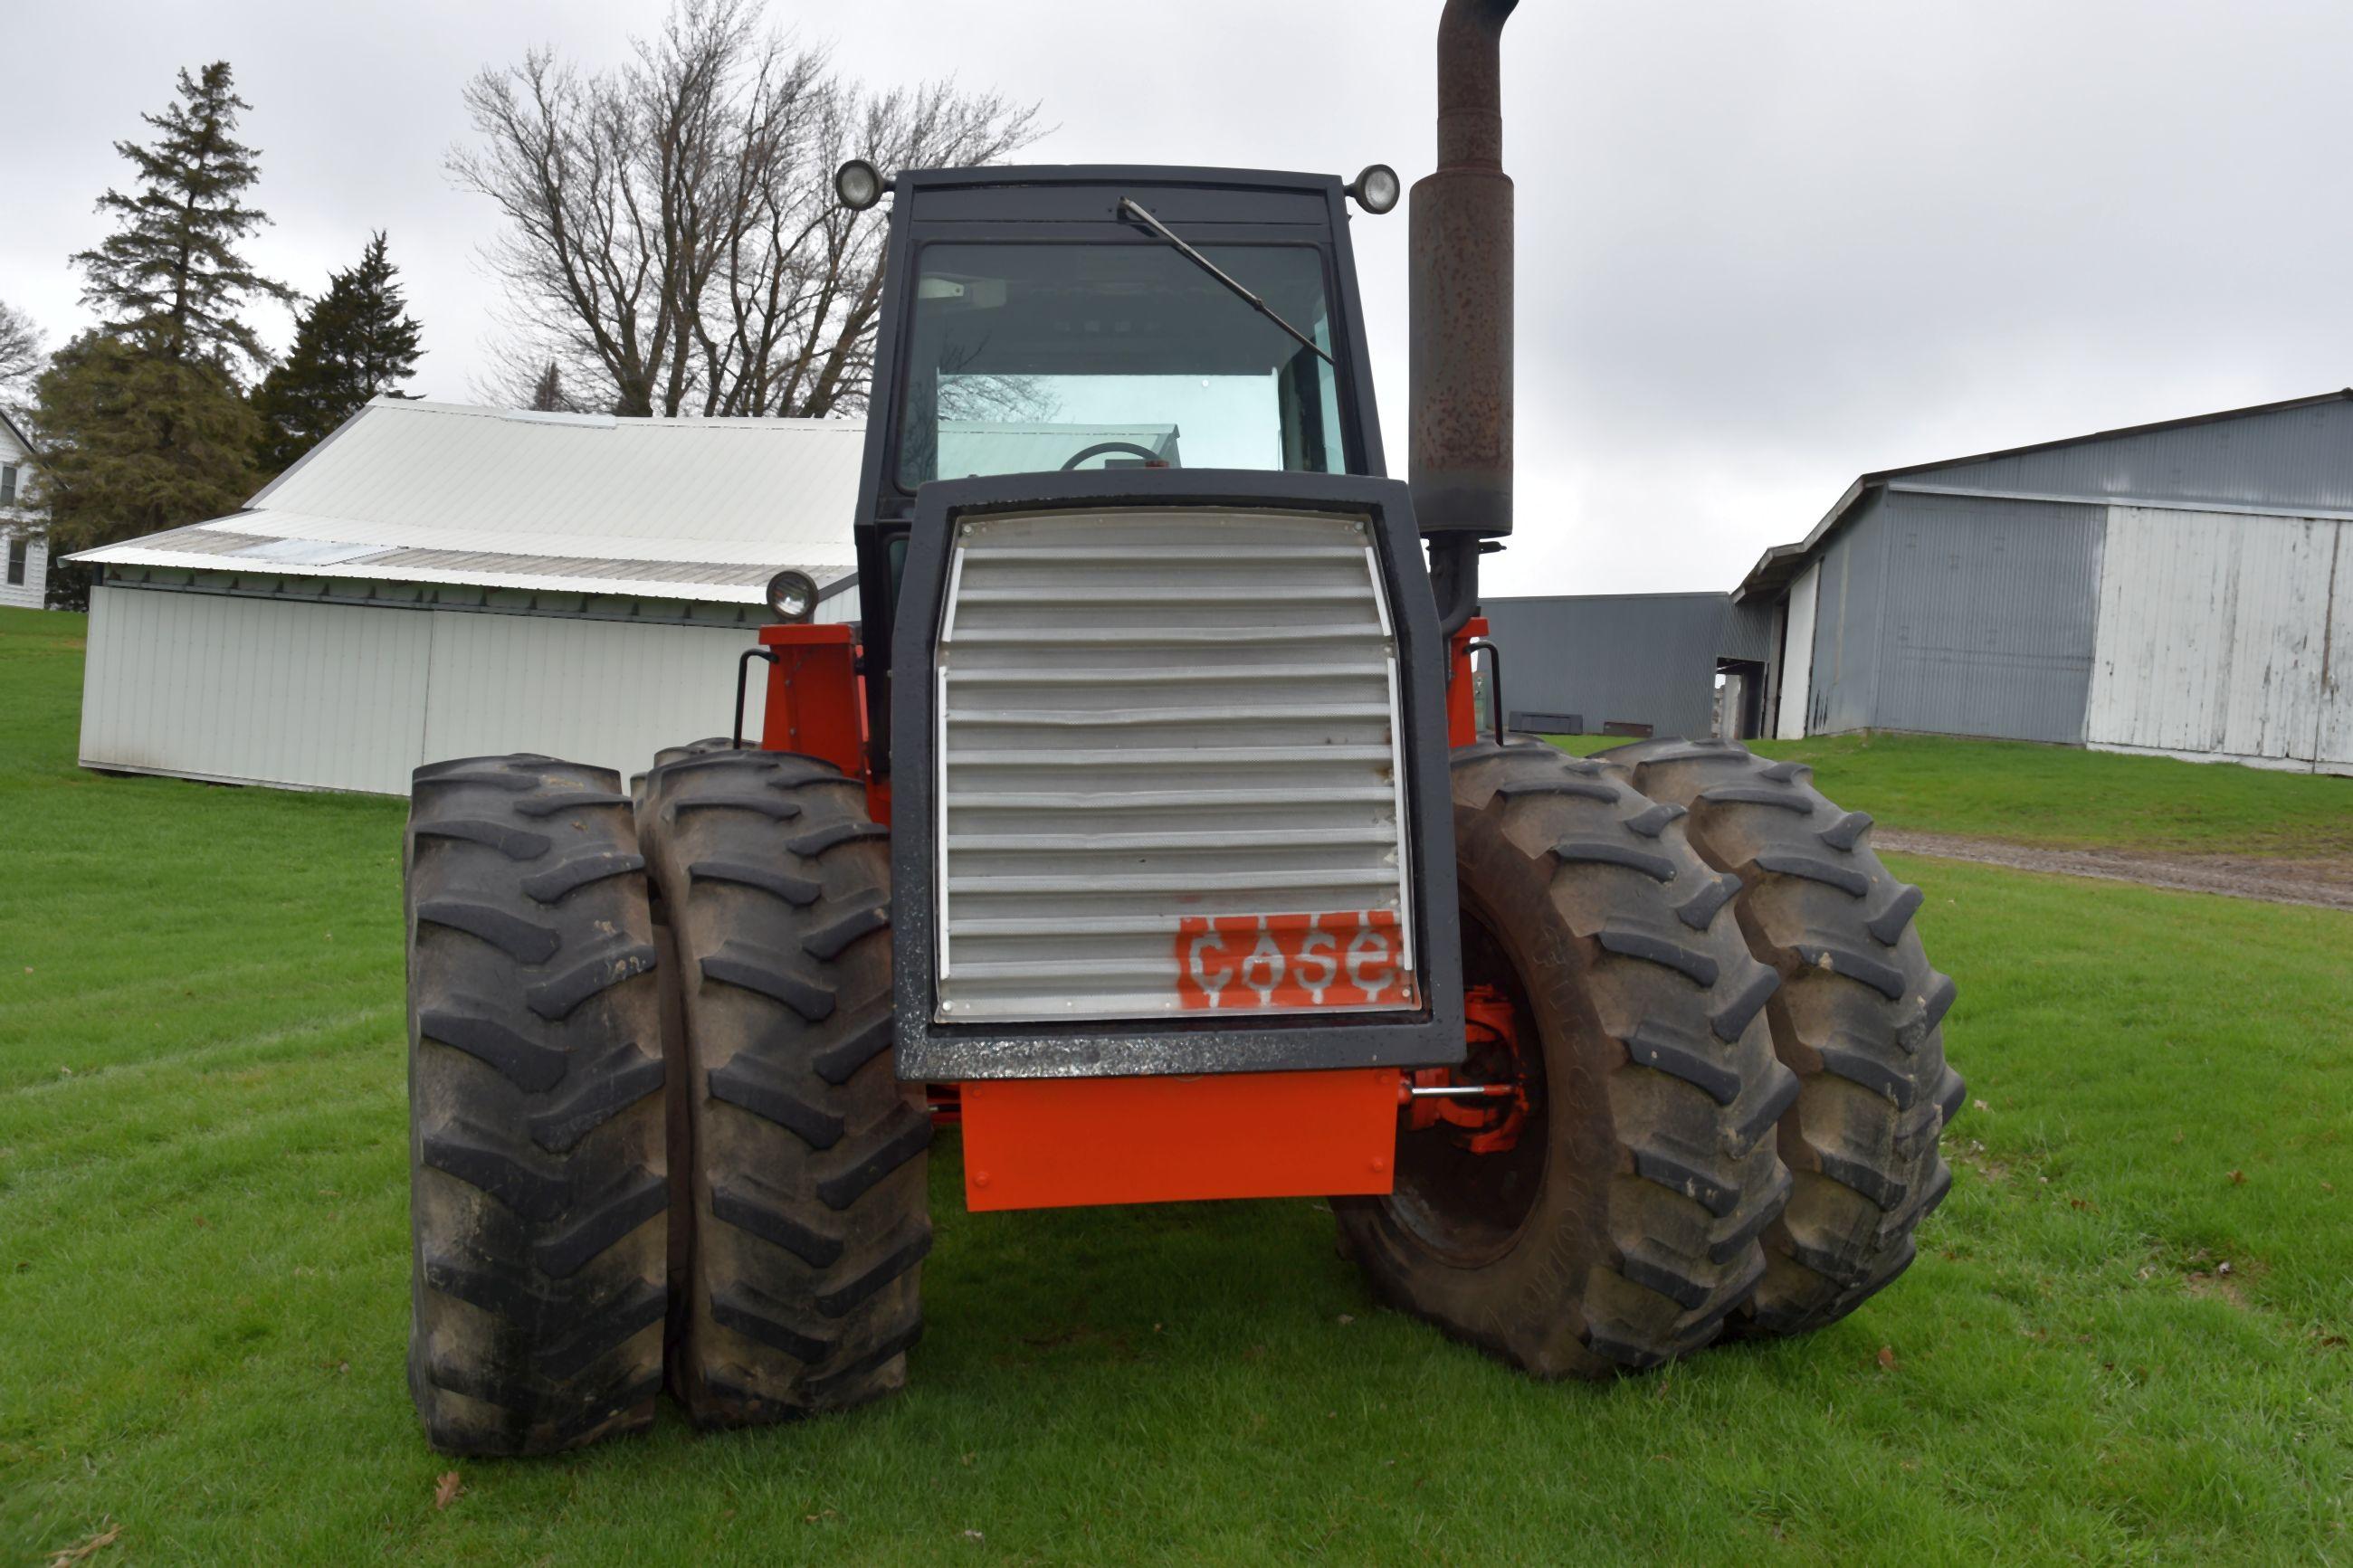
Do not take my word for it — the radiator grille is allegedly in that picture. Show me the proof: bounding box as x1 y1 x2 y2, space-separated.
933 508 1419 1023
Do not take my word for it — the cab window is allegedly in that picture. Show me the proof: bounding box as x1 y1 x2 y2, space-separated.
895 242 1348 486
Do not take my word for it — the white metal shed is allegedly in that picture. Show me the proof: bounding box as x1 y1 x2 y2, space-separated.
71 399 867 794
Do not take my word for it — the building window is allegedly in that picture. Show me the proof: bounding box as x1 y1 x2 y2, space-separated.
5 534 24 586
0 465 16 506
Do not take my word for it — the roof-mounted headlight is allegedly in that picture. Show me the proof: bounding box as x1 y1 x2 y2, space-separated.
1348 164 1401 214
766 568 820 623
834 158 885 211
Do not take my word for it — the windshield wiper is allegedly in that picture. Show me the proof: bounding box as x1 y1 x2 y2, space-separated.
1117 196 1335 366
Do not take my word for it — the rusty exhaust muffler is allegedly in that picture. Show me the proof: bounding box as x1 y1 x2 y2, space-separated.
1410 0 1517 631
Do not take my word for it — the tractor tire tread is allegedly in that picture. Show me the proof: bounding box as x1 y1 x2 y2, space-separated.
1336 739 1791 1378
641 746 926 1428
1598 738 1961 1340
405 754 666 1456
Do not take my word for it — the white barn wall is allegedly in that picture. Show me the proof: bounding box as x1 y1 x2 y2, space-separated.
418 610 768 784
81 586 433 792
81 586 776 794
2085 506 2351 774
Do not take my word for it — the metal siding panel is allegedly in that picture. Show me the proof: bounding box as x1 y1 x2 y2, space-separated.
1903 398 2353 516
1868 492 2100 743
78 586 431 792
1805 499 1891 736
2090 507 2341 766
2092 509 2239 754
1777 564 1818 739
2219 517 2329 760
419 611 768 784
932 508 1415 1023
2320 524 2353 770
1717 600 1776 663
1477 592 1728 737
77 586 119 765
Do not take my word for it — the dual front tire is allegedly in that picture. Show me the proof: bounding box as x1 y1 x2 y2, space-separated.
404 746 920 1455
405 735 1961 1451
1338 736 1963 1372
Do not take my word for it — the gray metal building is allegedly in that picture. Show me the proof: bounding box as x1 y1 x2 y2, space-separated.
1737 390 2353 773
1480 592 1749 738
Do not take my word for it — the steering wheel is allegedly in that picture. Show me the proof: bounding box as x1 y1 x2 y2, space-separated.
1060 440 1172 470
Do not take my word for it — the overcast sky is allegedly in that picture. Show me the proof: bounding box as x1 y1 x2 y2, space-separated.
6 0 2350 594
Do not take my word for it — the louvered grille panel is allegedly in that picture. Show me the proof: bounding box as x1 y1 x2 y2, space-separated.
934 508 1419 1023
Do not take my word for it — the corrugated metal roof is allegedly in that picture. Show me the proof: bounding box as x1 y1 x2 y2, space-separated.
71 397 867 603
1735 388 2353 603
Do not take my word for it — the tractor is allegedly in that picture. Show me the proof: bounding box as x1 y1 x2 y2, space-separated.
402 0 1962 1455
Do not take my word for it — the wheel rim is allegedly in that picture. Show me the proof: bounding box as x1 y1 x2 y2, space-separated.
1385 907 1550 1267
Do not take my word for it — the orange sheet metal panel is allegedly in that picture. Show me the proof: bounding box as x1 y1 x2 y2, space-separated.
757 622 890 822
959 1069 1400 1212
1446 614 1490 748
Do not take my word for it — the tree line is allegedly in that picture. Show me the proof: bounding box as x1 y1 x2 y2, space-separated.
4 0 1036 608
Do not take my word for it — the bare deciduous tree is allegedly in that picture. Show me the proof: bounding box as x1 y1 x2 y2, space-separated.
0 299 44 421
452 0 1039 419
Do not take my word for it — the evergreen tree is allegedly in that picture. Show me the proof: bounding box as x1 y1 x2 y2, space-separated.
252 232 424 471
73 62 293 379
527 362 571 413
33 331 262 608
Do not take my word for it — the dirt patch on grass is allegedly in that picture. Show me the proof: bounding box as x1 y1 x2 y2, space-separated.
1874 830 2353 912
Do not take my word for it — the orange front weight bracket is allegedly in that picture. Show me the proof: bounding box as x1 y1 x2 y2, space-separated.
957 1069 1401 1212
1446 613 1492 748
748 622 891 822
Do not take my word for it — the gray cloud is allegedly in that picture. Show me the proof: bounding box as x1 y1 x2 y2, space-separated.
6 0 2347 593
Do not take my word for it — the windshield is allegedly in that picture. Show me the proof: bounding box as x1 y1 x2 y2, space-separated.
895 242 1348 487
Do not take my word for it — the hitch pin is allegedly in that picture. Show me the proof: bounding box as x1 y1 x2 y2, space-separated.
1401 1083 1516 1100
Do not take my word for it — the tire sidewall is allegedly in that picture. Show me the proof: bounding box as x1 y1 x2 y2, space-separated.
1339 800 1621 1378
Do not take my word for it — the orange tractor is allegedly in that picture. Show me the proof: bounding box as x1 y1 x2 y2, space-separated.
403 0 1961 1454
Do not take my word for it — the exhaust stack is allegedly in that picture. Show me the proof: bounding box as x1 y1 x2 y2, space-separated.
1410 0 1517 622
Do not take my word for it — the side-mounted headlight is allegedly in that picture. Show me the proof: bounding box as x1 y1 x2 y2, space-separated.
834 158 884 211
1348 164 1401 214
766 568 820 622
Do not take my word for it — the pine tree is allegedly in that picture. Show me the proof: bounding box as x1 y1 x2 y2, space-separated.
33 331 262 608
73 62 293 379
528 362 571 413
252 232 424 471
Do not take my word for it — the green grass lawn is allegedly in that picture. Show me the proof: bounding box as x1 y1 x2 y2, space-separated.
5 603 2350 1564
1549 731 2353 861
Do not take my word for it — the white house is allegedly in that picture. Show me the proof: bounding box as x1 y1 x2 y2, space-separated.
70 398 866 794
0 410 50 610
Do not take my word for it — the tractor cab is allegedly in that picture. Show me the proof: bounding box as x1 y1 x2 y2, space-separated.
847 166 1404 784
852 166 1389 516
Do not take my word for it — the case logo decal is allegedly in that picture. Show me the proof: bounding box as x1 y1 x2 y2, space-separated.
1176 911 1415 1011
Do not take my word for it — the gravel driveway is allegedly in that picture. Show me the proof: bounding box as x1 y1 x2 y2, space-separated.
1872 829 2353 913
